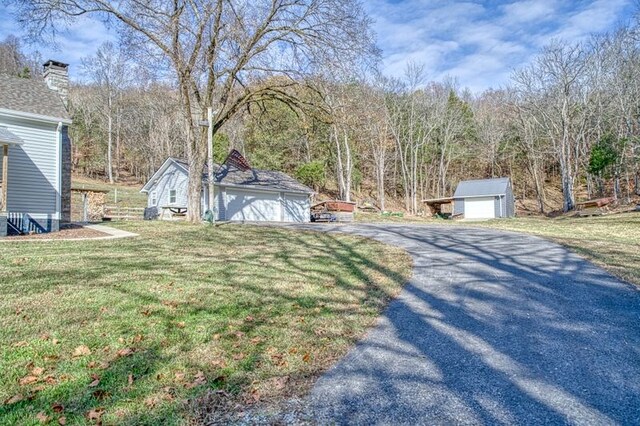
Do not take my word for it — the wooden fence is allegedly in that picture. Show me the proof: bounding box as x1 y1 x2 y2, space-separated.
104 206 145 220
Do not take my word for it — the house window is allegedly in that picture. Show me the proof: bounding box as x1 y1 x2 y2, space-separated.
151 191 157 205
169 189 177 205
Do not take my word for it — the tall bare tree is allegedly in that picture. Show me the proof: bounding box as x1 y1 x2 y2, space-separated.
13 0 376 220
81 42 130 183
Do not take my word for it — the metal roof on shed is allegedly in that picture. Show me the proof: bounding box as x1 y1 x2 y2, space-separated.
454 177 510 198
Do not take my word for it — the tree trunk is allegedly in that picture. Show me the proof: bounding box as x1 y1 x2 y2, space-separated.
343 129 352 203
107 94 114 184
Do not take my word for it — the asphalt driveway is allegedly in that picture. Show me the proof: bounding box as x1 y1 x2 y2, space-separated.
292 224 640 425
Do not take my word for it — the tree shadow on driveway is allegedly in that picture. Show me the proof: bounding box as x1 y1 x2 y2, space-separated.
301 224 640 425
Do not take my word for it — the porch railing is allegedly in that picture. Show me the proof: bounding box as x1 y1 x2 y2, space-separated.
6 212 49 235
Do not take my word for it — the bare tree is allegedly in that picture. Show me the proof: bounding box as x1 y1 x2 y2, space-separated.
13 0 377 220
81 42 130 183
513 41 590 212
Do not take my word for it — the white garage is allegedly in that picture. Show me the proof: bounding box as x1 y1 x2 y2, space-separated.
142 155 314 223
452 177 515 219
221 188 311 222
463 197 496 219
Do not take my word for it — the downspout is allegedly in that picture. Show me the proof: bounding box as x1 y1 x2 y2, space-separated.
499 194 503 218
56 122 62 224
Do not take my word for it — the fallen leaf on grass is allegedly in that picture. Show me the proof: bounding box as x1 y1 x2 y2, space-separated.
211 359 227 368
128 374 134 386
13 341 28 348
52 403 64 413
5 394 24 404
174 372 185 382
250 337 263 344
44 375 57 385
89 374 100 387
73 345 91 357
86 408 104 422
233 353 246 361
133 334 143 343
58 416 66 425
162 300 179 308
245 315 254 322
212 334 221 340
36 412 49 423
185 371 207 389
176 321 186 329
32 367 44 376
92 390 110 400
40 334 50 341
116 348 134 357
52 339 60 345
302 353 311 363
144 397 159 408
19 375 38 386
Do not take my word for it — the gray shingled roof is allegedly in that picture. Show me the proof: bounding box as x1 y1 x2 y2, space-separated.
0 127 24 145
454 177 510 197
172 158 313 194
0 74 70 120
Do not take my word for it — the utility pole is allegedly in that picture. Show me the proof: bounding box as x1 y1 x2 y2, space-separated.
207 107 215 222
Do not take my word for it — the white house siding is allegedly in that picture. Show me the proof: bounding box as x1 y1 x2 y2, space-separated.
0 115 60 232
146 162 189 208
283 193 310 222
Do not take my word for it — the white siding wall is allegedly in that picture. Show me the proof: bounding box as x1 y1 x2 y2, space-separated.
146 163 189 208
283 193 310 222
0 115 60 232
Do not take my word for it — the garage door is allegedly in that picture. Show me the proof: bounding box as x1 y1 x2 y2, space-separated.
225 189 281 221
283 194 310 223
464 197 495 219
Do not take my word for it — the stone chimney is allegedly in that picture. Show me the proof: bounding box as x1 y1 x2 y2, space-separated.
43 60 69 109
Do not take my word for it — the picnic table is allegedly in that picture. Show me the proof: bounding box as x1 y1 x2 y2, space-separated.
161 206 187 217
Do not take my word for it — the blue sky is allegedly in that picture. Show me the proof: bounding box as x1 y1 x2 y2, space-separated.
0 0 635 92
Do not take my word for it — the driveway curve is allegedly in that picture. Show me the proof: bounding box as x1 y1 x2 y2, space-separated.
288 224 640 425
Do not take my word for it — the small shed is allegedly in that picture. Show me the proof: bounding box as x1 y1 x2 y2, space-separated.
453 177 515 219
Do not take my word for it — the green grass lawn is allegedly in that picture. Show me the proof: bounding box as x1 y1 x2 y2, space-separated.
473 214 640 287
0 222 411 425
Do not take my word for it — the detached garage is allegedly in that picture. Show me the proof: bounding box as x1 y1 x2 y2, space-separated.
453 177 515 219
142 154 314 223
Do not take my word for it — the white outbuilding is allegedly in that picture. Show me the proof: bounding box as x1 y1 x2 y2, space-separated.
453 177 515 219
141 156 313 222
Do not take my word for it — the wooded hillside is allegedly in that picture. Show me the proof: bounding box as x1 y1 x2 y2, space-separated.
2 3 640 216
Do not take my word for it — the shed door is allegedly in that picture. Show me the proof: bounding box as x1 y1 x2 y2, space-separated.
283 194 310 223
225 188 280 221
464 197 495 219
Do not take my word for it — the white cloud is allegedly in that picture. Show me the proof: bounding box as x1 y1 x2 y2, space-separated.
501 0 557 24
366 0 634 93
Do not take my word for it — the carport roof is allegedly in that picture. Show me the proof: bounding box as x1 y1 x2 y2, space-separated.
454 177 510 198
